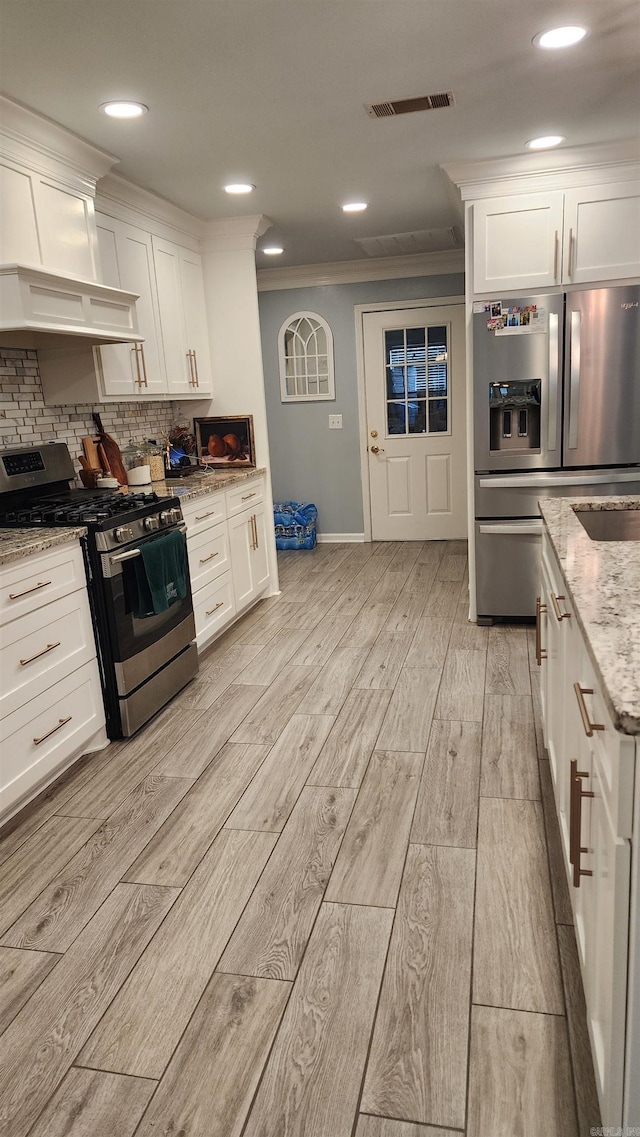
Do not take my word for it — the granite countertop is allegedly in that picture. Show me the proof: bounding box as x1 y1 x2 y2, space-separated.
155 466 267 503
539 495 640 735
0 526 87 566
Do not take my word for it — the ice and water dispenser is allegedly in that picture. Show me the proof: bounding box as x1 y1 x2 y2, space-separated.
488 380 541 453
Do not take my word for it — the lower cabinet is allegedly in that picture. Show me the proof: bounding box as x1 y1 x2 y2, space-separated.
0 541 108 823
538 529 636 1129
183 475 271 650
228 502 270 613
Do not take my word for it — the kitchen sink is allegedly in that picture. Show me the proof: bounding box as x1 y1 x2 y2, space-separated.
574 507 640 541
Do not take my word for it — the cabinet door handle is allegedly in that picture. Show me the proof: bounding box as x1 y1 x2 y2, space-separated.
574 683 604 737
248 515 256 550
535 597 547 665
567 227 574 278
551 592 571 621
553 229 559 281
192 349 199 388
138 343 148 387
569 759 594 887
206 601 224 616
20 641 61 666
132 344 143 387
241 492 257 502
186 350 196 387
9 580 51 600
195 510 216 522
199 551 219 564
33 715 72 746
252 514 259 549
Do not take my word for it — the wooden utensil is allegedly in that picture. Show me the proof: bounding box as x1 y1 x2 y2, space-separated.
81 436 102 472
97 442 112 476
92 413 127 485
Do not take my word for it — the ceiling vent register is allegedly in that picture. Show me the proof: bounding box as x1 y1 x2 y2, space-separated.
355 227 459 258
366 92 455 118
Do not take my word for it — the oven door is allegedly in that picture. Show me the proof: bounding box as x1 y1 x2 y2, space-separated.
99 526 195 696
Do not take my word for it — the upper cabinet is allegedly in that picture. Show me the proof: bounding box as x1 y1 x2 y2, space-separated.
562 182 640 285
152 238 212 397
472 181 640 294
94 213 166 398
473 191 564 293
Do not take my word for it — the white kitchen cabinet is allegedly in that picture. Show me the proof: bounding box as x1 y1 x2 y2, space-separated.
152 237 212 397
538 528 637 1129
563 181 640 284
93 213 166 398
472 191 564 293
228 500 269 613
0 541 107 823
472 181 640 294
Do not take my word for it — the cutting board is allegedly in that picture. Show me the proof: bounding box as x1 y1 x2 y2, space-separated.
92 413 128 485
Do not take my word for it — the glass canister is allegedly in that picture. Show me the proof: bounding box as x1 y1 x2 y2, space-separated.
121 440 151 486
144 440 166 482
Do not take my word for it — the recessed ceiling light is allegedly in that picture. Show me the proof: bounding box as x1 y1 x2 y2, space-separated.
526 135 566 150
342 202 368 213
533 25 588 49
262 246 284 255
224 183 255 195
100 101 148 119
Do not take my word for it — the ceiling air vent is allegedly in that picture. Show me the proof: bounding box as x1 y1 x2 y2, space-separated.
355 227 460 258
366 92 455 118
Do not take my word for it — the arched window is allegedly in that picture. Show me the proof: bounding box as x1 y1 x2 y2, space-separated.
278 311 335 401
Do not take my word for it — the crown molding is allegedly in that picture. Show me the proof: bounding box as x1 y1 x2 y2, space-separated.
257 249 465 291
443 139 640 201
95 172 205 247
201 215 273 254
0 94 119 193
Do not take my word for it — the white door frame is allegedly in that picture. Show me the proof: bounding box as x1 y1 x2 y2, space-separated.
354 295 466 542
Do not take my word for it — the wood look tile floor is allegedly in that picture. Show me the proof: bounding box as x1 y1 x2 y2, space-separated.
0 540 601 1137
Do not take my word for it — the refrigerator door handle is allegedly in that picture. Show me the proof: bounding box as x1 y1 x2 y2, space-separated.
568 309 581 450
478 521 543 537
547 311 559 453
478 470 640 489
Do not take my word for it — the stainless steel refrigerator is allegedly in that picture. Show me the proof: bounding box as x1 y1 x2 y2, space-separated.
473 283 640 622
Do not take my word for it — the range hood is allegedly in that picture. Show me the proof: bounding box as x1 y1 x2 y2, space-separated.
0 264 144 349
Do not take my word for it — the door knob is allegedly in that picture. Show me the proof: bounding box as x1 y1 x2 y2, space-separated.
370 445 385 454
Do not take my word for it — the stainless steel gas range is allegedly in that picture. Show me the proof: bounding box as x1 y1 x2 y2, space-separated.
0 443 198 738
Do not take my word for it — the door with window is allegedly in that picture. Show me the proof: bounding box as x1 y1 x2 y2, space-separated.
362 303 466 540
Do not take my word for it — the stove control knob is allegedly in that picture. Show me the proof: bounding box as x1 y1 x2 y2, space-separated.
169 507 182 524
114 526 133 543
144 515 160 532
159 510 172 526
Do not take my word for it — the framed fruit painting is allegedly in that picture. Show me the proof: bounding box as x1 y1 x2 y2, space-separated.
194 415 256 469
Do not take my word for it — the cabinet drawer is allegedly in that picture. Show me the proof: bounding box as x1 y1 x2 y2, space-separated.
0 660 106 821
192 571 236 650
225 478 264 518
573 646 635 838
181 491 227 536
187 521 230 592
0 543 86 626
0 589 96 720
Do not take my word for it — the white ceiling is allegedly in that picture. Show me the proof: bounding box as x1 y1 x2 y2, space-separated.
1 0 639 267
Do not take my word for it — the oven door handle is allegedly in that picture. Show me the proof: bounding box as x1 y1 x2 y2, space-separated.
110 548 142 563
478 521 543 536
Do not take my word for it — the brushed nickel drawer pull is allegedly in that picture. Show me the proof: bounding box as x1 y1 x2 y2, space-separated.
33 715 72 746
192 348 199 388
535 597 547 665
9 580 52 600
132 344 143 387
139 343 149 387
574 683 605 737
241 492 257 501
20 641 61 666
195 510 216 521
199 551 219 564
206 601 224 616
551 592 571 621
253 514 259 549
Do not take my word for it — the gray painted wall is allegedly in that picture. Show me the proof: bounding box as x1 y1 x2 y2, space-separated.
258 273 464 535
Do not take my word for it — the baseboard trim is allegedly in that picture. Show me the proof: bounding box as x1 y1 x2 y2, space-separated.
316 532 365 543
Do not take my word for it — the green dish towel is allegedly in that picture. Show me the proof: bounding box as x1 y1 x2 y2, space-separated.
123 529 188 618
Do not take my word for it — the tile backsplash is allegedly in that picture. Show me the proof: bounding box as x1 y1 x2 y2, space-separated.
0 348 177 469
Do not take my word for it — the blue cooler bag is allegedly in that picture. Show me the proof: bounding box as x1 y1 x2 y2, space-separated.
274 502 317 550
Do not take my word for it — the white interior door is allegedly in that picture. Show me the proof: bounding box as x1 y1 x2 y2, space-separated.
362 303 467 540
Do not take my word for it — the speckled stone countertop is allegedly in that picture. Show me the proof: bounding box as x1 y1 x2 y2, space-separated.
539 495 640 735
0 527 87 567
155 466 267 504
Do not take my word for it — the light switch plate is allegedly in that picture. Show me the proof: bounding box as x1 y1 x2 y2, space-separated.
328 414 342 429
